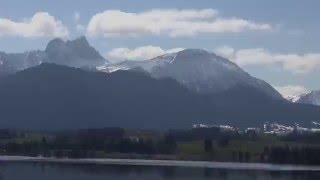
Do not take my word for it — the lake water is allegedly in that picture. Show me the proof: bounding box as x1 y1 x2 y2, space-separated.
0 161 319 180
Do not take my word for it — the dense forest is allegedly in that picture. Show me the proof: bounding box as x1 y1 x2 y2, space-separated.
1 127 320 165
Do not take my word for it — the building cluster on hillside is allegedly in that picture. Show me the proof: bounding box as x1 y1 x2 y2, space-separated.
263 122 320 135
192 124 236 132
263 122 293 135
193 121 320 135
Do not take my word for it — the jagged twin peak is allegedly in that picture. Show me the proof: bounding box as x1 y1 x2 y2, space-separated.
0 36 108 75
45 36 107 67
100 49 283 99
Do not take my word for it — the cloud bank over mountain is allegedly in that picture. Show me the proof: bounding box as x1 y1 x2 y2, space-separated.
86 9 272 37
107 46 184 61
214 46 320 74
106 45 320 74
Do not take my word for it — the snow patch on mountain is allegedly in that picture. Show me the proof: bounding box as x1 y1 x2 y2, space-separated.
285 94 304 103
283 90 320 106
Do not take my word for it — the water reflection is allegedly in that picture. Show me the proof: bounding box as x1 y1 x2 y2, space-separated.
0 161 319 180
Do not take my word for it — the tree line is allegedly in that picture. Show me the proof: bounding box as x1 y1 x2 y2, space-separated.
1 127 320 165
0 128 177 158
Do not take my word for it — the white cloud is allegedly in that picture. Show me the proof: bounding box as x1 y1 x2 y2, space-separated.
214 46 320 74
0 12 69 38
107 46 184 61
214 46 235 59
87 9 272 37
274 85 309 97
165 48 185 54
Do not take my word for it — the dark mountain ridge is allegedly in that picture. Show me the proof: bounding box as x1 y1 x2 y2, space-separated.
0 63 319 130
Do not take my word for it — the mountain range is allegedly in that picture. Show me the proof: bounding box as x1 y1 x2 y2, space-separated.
0 36 319 129
1 36 282 100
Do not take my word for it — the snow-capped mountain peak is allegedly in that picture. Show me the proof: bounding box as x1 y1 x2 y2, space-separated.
100 49 282 99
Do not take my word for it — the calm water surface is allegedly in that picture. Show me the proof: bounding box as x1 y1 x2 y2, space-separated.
0 161 319 180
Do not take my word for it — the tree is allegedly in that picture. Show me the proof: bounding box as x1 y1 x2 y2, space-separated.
218 135 230 147
245 151 251 162
41 137 50 157
157 134 177 154
232 151 237 161
204 138 213 152
238 151 243 162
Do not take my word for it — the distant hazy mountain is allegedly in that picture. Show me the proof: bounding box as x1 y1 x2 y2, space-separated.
0 50 46 76
283 90 320 106
0 36 107 76
100 49 282 99
0 63 319 130
295 90 320 106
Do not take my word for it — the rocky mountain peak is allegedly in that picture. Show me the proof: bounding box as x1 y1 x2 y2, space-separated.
66 36 90 47
44 36 107 67
45 38 65 52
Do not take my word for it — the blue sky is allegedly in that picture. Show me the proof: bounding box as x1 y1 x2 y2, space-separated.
1 0 320 95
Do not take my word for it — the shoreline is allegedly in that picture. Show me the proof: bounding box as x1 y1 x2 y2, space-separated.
0 156 320 171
